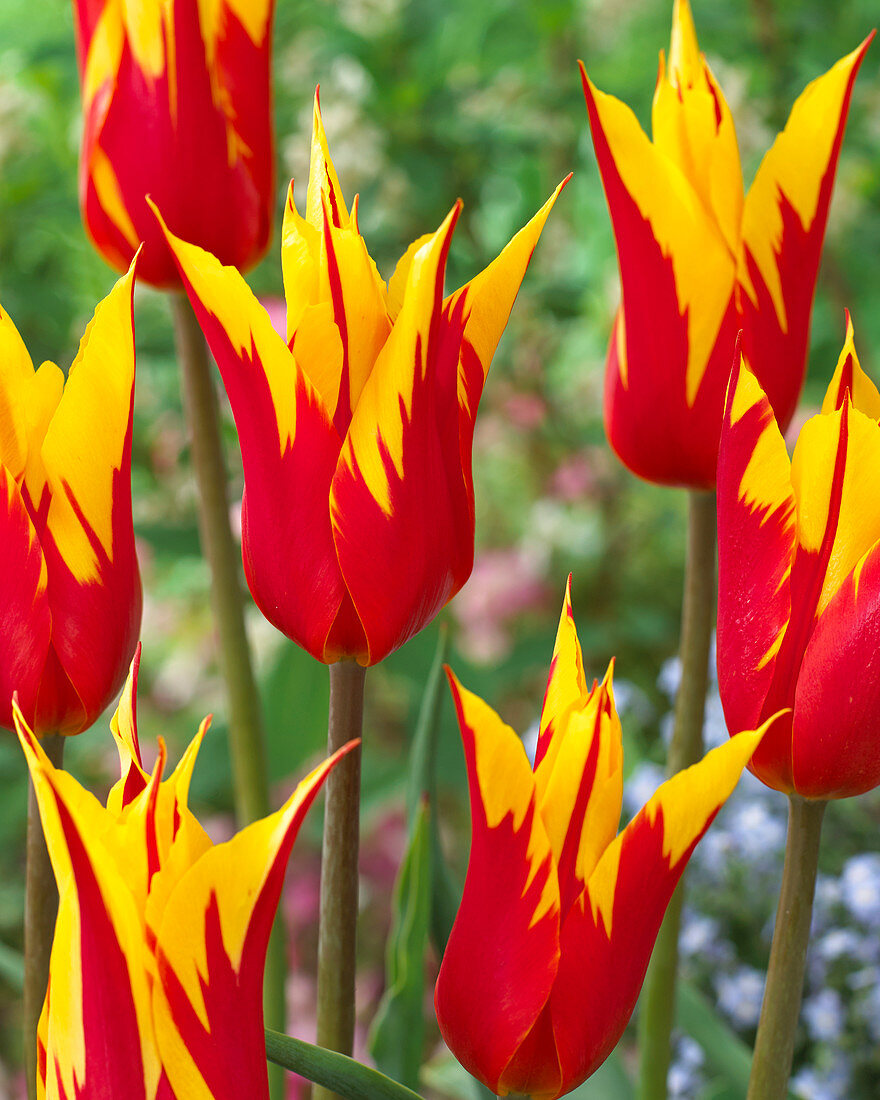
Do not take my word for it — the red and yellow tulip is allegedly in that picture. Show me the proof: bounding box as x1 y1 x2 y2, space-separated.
74 0 275 288
0 266 141 736
581 0 871 488
717 315 880 799
16 648 354 1100
434 579 766 1098
152 94 567 666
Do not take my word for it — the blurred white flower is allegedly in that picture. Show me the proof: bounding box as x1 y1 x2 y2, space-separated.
715 966 765 1029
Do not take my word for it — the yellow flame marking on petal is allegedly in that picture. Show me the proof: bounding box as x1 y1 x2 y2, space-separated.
90 144 142 250
791 402 880 615
452 675 559 931
821 313 880 420
40 264 136 584
587 75 737 408
738 41 868 332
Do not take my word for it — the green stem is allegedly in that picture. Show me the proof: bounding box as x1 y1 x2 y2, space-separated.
170 294 284 1098
638 489 716 1100
747 796 825 1100
23 733 64 1100
315 661 366 1100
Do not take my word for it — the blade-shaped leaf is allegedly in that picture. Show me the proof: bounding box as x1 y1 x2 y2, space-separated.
265 1030 424 1100
368 802 432 1087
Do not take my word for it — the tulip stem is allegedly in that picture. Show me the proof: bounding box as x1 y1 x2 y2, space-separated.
170 294 285 1099
315 660 366 1100
747 796 825 1100
23 733 64 1100
637 489 716 1100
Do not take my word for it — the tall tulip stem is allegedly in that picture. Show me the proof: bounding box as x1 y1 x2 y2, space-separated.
638 488 716 1100
23 733 64 1100
170 294 284 1098
747 796 825 1099
315 660 366 1100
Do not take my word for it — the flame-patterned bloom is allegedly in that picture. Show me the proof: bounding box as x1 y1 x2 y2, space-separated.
717 315 880 800
0 266 141 735
153 94 566 666
434 580 766 1099
16 648 354 1100
581 0 871 488
74 0 274 288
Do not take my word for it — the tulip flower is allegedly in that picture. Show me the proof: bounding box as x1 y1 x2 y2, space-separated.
581 0 871 488
16 648 354 1100
152 94 567 665
74 0 275 288
0 265 141 736
434 580 766 1098
717 315 880 800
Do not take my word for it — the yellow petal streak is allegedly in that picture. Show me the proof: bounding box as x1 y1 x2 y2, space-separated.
449 178 568 417
152 750 346 1096
821 314 880 419
0 304 37 478
739 41 869 330
336 205 459 517
587 77 736 407
41 264 136 584
538 575 587 743
13 704 162 1099
791 403 880 615
453 676 558 930
155 204 334 452
586 725 766 935
535 672 623 888
732 365 796 535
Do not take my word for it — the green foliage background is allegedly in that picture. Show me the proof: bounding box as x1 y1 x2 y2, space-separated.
0 0 879 1093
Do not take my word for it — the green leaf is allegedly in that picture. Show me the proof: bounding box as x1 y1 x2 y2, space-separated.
368 802 433 1088
404 626 461 951
564 1052 634 1100
265 1030 425 1100
676 979 797 1100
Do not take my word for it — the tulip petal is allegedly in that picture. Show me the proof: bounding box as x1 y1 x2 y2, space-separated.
536 575 587 764
331 205 471 665
435 671 560 1094
738 36 872 431
0 302 37 479
534 670 623 915
79 0 274 286
716 359 796 786
15 705 160 1100
448 178 569 437
106 646 149 812
793 536 880 798
549 728 764 1091
154 743 355 1100
581 63 739 487
0 467 50 730
34 263 141 733
821 312 880 419
155 209 364 663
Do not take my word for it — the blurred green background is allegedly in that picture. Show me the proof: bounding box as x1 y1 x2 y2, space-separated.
0 0 879 1096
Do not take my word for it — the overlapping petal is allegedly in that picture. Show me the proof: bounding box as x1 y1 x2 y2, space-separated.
156 97 566 665
75 0 274 286
717 318 880 798
582 0 871 488
18 650 354 1100
0 266 141 736
435 582 765 1097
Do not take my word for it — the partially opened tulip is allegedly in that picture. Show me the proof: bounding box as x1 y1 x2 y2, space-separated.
717 315 880 800
0 264 141 736
153 93 567 666
435 580 767 1098
15 649 354 1100
74 0 274 287
581 0 871 488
